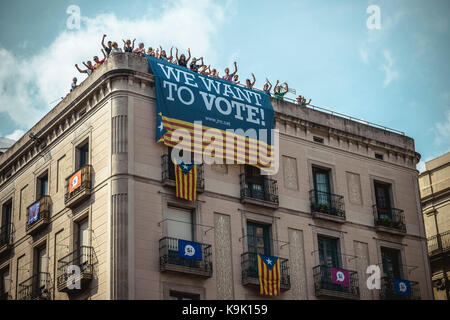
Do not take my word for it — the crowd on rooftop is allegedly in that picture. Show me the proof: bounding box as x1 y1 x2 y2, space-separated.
71 35 312 106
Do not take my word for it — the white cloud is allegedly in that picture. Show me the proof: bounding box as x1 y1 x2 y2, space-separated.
5 129 25 141
359 47 369 64
416 160 426 173
433 110 450 147
0 0 227 132
380 49 399 87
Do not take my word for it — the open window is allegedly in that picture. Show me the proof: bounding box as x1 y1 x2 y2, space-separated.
37 171 49 198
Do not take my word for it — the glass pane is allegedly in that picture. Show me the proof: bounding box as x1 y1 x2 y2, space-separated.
40 176 49 197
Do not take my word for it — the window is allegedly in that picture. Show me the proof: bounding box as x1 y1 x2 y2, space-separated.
245 165 265 200
374 181 392 217
167 207 194 241
317 236 341 268
0 267 10 299
34 245 48 295
313 166 332 206
169 290 200 300
1 200 12 244
375 153 384 160
76 142 89 169
37 172 49 198
77 218 89 267
247 221 271 256
381 247 402 279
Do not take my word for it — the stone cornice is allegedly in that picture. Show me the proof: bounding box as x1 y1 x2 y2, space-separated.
0 54 153 187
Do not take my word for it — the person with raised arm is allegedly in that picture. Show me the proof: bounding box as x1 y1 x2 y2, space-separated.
75 62 93 76
245 73 256 89
134 42 146 56
101 34 113 57
110 42 123 54
93 49 107 69
233 74 240 84
210 68 219 78
198 64 210 75
263 79 272 96
176 48 191 68
159 46 170 61
190 57 204 73
222 61 237 82
122 38 135 52
273 80 288 100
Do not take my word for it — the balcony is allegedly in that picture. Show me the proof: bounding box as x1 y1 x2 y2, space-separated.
57 246 94 293
65 165 93 208
161 154 204 192
309 190 346 223
380 277 421 300
0 223 13 254
313 265 360 300
240 174 279 209
18 272 52 300
427 231 450 256
373 205 406 235
26 196 51 236
241 252 290 291
159 237 212 278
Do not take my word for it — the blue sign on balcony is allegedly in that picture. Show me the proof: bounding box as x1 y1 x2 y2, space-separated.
394 279 411 296
28 201 40 225
178 239 202 260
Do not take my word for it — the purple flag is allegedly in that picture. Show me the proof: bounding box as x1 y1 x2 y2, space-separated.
331 267 350 287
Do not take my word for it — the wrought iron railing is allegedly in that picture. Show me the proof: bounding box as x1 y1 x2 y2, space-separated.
373 205 406 232
18 272 51 300
57 246 94 291
313 265 359 299
240 174 279 204
159 237 212 277
380 277 421 300
64 165 93 204
427 230 450 256
161 154 204 191
241 252 290 289
25 195 51 232
309 190 345 218
0 223 13 248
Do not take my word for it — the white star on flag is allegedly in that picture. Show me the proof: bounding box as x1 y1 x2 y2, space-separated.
266 258 272 265
158 122 164 131
182 164 188 170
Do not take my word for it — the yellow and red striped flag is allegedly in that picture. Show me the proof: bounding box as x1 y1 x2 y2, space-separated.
174 161 197 201
258 254 281 296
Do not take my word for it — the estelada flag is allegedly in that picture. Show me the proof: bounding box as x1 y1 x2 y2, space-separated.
69 170 82 193
258 254 281 296
174 161 197 201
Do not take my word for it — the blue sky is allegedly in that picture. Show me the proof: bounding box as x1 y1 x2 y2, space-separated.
0 0 449 170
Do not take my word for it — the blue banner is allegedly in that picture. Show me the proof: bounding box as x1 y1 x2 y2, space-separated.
146 54 275 152
394 278 411 296
28 201 40 225
178 239 202 260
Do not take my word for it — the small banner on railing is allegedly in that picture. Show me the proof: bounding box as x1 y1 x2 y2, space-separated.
178 239 202 260
258 254 281 296
146 55 277 173
69 170 82 193
394 279 411 296
28 201 40 225
331 267 350 287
